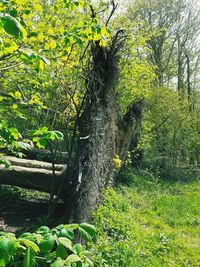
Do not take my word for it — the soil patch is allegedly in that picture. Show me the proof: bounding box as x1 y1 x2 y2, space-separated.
0 185 64 234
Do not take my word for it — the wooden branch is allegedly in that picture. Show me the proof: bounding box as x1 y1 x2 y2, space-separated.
0 63 23 71
106 0 118 26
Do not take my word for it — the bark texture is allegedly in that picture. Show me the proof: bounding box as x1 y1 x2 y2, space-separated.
69 43 119 223
69 39 144 223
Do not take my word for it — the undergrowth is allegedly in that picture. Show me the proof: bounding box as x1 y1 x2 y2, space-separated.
0 172 199 266
93 170 200 267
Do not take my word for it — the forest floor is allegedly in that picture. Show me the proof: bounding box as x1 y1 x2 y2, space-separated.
0 172 199 266
0 186 64 233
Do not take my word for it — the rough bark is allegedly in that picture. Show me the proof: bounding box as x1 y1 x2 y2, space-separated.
68 43 119 223
117 100 144 161
68 38 144 223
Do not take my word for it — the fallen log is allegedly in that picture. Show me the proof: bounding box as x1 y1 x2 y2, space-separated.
5 156 65 171
0 157 67 194
22 149 68 163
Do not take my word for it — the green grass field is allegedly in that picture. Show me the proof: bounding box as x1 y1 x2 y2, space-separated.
93 172 200 267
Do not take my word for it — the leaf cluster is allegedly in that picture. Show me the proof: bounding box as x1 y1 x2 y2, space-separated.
0 223 96 267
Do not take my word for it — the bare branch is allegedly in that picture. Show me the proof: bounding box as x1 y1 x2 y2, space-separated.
106 0 118 27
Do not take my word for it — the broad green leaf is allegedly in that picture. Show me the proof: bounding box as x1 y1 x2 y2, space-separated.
58 228 74 241
0 232 6 237
20 49 37 62
0 237 16 266
86 258 94 266
27 130 37 137
39 234 55 253
32 137 39 142
17 141 33 150
20 233 32 238
36 226 50 235
43 132 53 140
0 158 11 168
50 258 64 267
28 127 47 137
72 243 82 255
57 237 72 251
38 126 49 134
66 254 82 264
79 227 92 242
56 244 68 259
36 138 48 149
54 131 64 140
79 223 96 241
64 224 79 230
19 238 40 253
23 247 35 267
9 127 21 140
1 14 26 39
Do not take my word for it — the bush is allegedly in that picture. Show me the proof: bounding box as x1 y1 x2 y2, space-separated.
0 223 96 267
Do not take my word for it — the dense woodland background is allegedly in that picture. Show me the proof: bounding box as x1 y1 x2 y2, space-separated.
0 0 200 266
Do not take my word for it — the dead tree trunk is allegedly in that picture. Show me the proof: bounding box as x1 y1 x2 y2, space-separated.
68 37 144 223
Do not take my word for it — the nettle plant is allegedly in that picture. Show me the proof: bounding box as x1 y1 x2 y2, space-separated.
0 223 96 267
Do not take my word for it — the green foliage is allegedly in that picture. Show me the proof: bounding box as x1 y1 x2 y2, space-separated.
0 13 26 39
138 87 200 180
93 172 200 266
0 0 113 160
0 120 33 155
0 235 17 266
0 223 96 267
27 127 64 149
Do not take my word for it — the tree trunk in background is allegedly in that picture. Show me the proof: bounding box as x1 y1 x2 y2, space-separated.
177 35 185 99
186 54 192 111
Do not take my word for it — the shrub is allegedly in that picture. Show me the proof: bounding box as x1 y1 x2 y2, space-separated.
0 223 96 267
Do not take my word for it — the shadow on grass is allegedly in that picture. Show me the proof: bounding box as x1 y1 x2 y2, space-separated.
0 185 65 234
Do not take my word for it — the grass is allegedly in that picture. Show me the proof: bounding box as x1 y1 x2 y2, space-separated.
93 171 200 267
0 172 199 266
